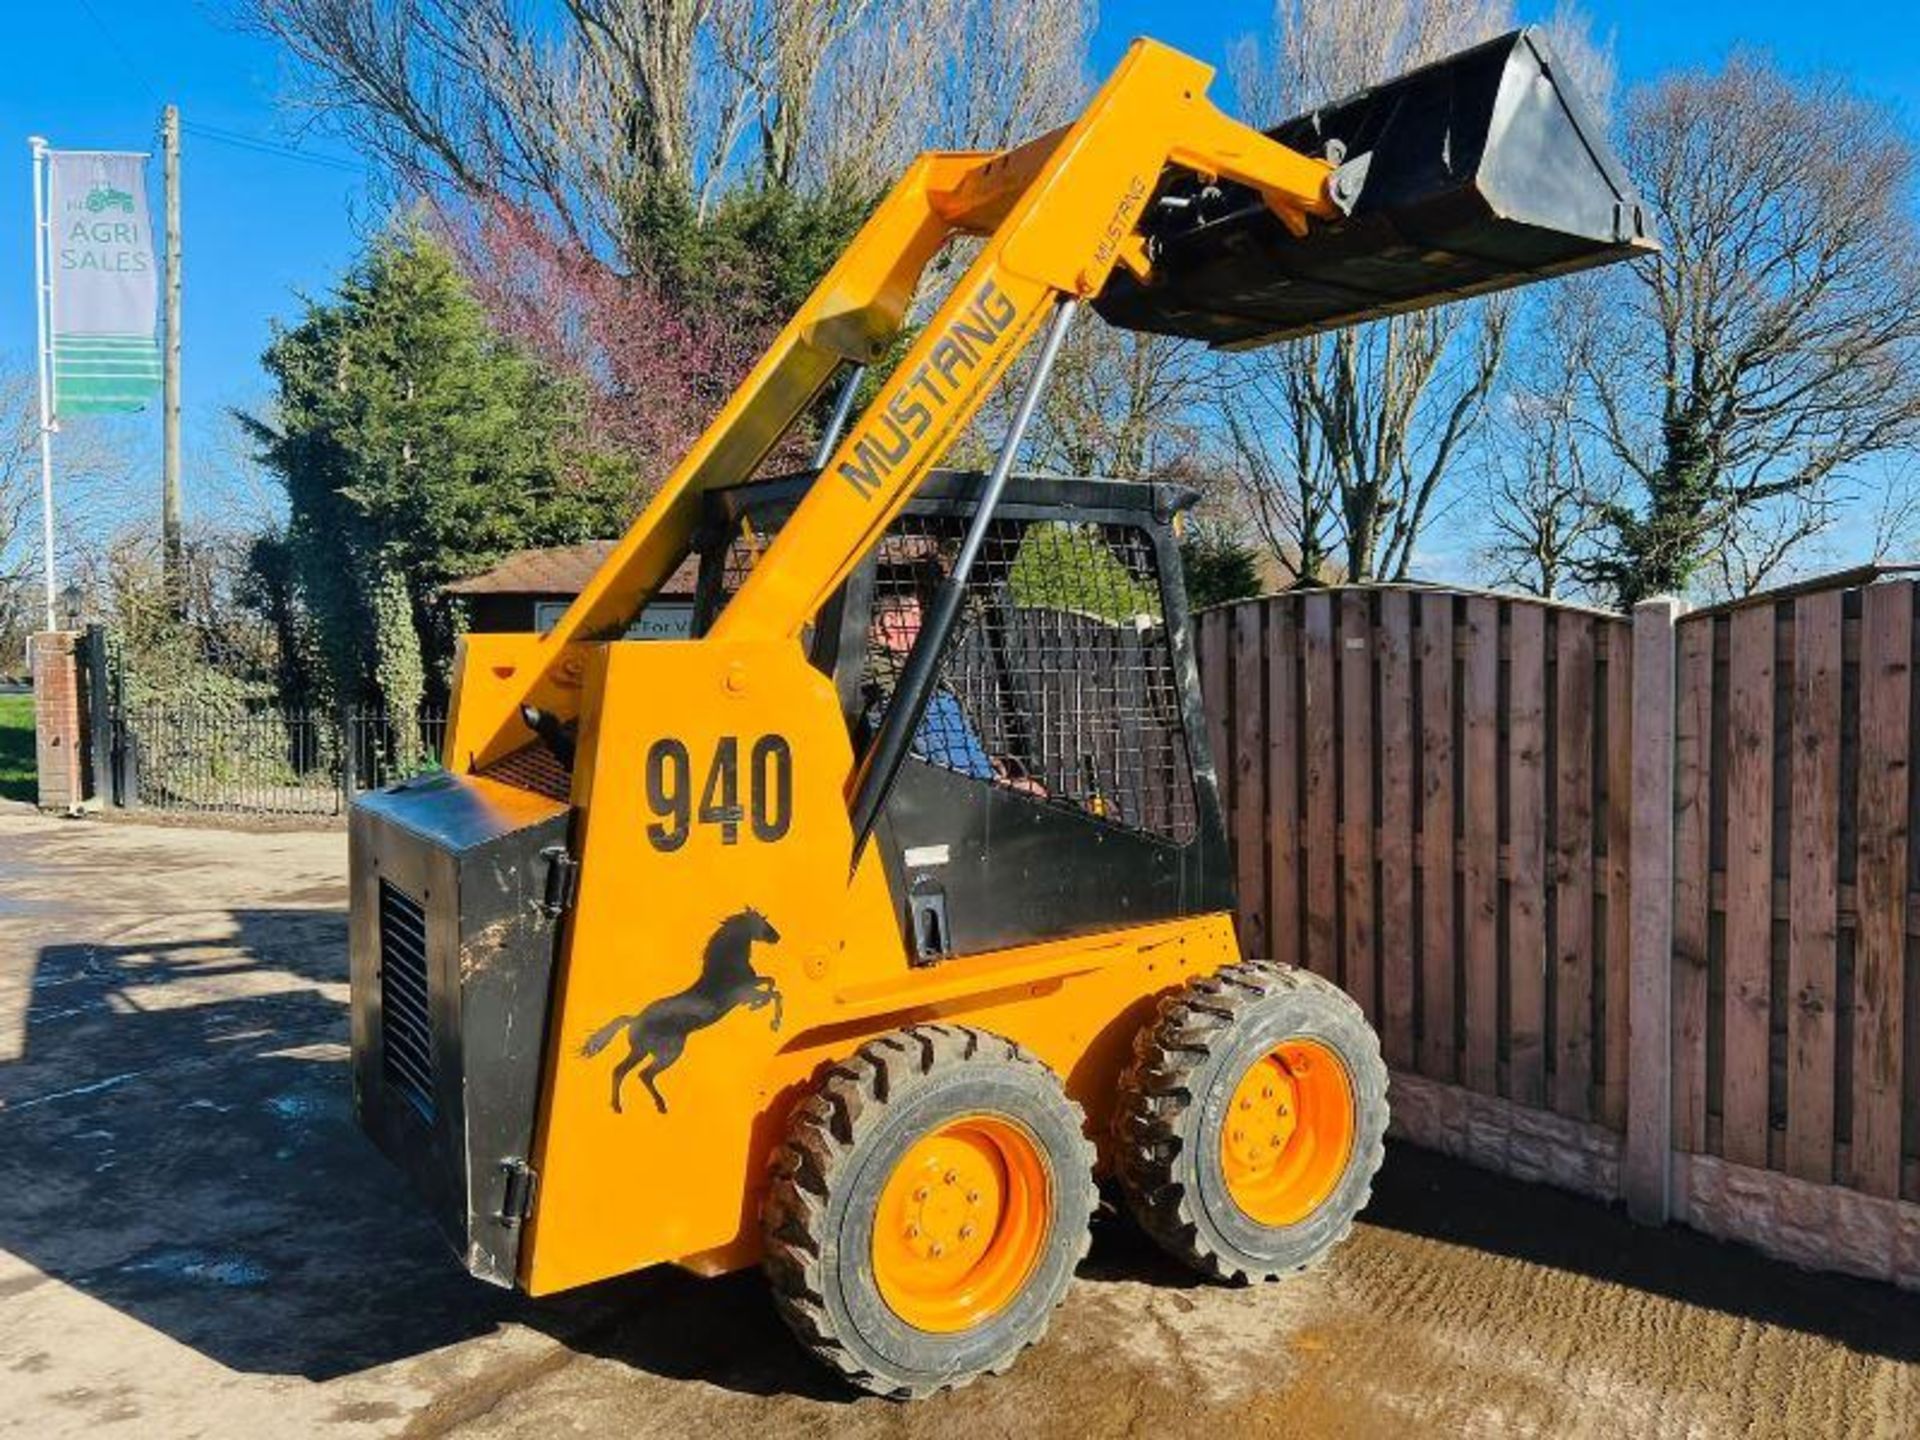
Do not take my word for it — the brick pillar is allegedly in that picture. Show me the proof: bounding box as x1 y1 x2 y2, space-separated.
31 631 85 814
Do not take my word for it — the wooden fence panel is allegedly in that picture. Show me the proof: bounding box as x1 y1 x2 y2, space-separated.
1722 602 1776 1171
1462 598 1501 1097
1854 582 1911 1198
1201 590 1625 1120
1232 605 1269 958
1786 590 1842 1184
1418 595 1458 1082
1200 609 1231 841
1673 615 1714 1155
1551 614 1597 1121
1340 593 1377 1020
1266 604 1301 970
1508 603 1549 1107
1302 595 1338 979
1604 630 1633 1130
1555 615 1598 1119
1378 591 1417 1069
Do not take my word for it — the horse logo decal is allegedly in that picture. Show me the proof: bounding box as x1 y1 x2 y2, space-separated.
579 906 784 1115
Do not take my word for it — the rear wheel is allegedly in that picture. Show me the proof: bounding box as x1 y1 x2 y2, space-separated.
1114 962 1387 1282
762 1024 1097 1398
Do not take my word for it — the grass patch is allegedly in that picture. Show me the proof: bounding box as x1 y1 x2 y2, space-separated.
0 693 35 803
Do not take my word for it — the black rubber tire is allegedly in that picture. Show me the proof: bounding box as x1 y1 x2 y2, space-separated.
1113 961 1388 1283
761 1024 1098 1399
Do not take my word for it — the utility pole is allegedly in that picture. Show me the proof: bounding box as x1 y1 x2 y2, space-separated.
161 104 183 612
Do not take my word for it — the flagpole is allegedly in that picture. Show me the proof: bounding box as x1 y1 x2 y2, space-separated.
29 135 56 633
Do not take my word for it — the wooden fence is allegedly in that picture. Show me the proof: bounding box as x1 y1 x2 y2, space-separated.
1196 574 1920 1226
1670 580 1920 1205
1196 588 1632 1127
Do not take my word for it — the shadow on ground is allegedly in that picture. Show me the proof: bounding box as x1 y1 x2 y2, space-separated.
0 902 1911 1397
0 907 859 1397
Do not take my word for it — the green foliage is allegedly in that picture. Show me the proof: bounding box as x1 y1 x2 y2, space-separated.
99 532 283 712
627 181 875 333
1009 524 1161 621
246 221 636 712
0 692 34 803
1179 521 1265 609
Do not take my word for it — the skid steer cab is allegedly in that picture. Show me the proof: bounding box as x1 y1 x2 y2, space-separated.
349 26 1651 1398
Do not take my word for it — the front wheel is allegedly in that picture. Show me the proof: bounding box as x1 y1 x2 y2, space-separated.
761 1024 1097 1399
1113 962 1388 1283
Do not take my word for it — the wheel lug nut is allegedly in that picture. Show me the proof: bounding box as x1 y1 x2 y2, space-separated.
1262 1086 1274 1099
944 1170 959 1185
966 1190 980 1205
959 1224 975 1240
906 1224 919 1239
930 1242 945 1258
914 1186 930 1201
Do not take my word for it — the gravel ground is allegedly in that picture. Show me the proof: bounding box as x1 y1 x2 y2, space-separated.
0 802 1914 1438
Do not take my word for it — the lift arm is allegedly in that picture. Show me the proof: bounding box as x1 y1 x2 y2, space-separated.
448 38 1342 769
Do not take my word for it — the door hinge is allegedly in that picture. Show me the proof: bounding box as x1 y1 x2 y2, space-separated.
538 846 579 918
498 1158 538 1227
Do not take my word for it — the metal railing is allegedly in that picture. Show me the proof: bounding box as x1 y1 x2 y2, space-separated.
114 706 447 816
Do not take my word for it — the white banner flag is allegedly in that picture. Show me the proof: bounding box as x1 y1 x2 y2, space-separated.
47 150 161 414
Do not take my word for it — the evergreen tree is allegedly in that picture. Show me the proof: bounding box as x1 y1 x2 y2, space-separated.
1180 522 1265 609
244 222 634 720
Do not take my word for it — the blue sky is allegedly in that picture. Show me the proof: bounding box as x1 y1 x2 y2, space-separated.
4 0 1917 540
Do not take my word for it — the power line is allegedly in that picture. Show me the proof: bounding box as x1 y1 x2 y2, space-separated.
71 0 370 177
181 122 370 176
71 0 165 111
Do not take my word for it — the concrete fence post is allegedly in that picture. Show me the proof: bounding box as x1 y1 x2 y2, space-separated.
1625 596 1683 1223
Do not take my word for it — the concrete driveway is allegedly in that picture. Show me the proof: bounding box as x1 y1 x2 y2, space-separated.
0 804 1914 1438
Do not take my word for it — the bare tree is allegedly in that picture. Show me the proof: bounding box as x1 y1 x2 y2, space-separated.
1222 296 1513 584
798 0 1091 192
0 368 38 588
1482 406 1617 601
1579 56 1920 603
1870 458 1920 564
1480 282 1619 598
246 0 1092 255
1213 0 1619 586
1021 328 1207 479
0 359 158 664
1702 488 1839 599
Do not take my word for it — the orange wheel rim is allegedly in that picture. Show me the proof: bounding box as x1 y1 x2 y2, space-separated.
871 1115 1052 1333
1219 1038 1356 1228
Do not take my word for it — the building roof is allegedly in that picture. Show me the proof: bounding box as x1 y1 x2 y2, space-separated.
445 542 701 598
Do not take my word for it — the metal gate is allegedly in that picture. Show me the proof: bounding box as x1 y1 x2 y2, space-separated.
78 625 446 817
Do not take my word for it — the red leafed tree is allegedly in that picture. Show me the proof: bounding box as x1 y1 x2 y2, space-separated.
446 202 768 498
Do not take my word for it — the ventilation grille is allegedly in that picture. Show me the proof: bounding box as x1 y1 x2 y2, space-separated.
480 742 572 801
377 879 435 1121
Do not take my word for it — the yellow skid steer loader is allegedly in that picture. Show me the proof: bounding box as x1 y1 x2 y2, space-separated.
349 28 1650 1397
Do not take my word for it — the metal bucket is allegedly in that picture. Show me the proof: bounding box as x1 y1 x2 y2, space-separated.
1096 27 1654 348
